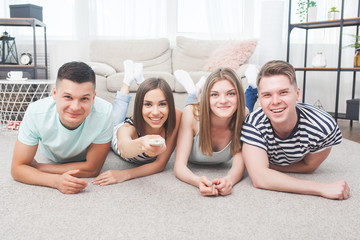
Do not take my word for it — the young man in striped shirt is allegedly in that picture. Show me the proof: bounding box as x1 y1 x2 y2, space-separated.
241 60 350 200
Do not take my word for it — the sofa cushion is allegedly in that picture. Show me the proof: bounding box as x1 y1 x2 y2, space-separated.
106 71 175 93
203 40 257 71
87 62 116 77
90 38 172 73
172 36 224 72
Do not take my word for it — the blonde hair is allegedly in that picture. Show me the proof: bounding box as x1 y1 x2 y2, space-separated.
193 67 246 156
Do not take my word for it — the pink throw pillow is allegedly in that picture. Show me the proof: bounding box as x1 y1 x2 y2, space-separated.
203 40 257 72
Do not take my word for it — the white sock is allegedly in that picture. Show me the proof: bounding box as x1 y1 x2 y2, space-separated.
174 69 197 96
196 76 207 95
245 64 259 89
134 63 145 85
123 60 135 86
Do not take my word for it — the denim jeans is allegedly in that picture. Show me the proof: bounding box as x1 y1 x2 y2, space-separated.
185 94 198 107
245 86 258 113
112 91 132 127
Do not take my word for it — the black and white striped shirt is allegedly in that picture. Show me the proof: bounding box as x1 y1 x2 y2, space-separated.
240 103 342 165
111 117 157 164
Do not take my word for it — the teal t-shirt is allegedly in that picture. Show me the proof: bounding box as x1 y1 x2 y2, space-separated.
18 96 113 163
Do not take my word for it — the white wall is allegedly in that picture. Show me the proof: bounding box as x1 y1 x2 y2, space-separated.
2 0 359 114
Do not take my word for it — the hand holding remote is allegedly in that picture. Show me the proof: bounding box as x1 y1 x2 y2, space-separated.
149 138 165 147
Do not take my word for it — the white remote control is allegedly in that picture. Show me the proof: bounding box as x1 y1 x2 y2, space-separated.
149 138 165 146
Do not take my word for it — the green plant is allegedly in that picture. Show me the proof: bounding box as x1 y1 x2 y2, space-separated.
308 1 317 7
296 1 317 22
329 7 340 12
343 34 360 49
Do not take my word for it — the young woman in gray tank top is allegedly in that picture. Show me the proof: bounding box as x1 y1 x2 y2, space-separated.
174 68 248 196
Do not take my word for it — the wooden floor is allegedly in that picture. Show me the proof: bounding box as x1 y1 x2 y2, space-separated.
338 119 360 143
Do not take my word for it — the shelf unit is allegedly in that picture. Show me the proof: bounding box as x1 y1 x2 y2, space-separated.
286 0 360 123
0 18 48 79
0 79 54 135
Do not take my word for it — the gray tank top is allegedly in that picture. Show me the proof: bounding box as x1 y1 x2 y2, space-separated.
188 121 232 165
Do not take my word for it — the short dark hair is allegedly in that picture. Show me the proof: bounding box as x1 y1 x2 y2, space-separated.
133 78 176 138
56 61 96 89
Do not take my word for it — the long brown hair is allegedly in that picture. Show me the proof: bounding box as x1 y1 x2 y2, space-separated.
197 67 246 156
133 78 176 137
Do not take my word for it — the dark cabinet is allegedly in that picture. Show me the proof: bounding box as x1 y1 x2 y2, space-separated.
0 18 48 80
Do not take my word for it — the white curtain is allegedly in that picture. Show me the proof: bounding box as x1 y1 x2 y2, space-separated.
89 0 167 38
205 0 244 37
258 0 287 65
177 0 245 39
1 0 167 39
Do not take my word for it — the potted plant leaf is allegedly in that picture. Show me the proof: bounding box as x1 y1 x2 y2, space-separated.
328 7 340 20
343 34 360 67
296 0 317 22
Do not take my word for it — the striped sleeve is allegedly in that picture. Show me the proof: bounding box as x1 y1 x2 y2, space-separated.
111 117 157 164
240 110 268 152
299 103 342 153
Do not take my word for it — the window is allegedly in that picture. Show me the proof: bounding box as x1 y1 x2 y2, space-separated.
90 0 167 38
177 0 209 33
177 0 244 38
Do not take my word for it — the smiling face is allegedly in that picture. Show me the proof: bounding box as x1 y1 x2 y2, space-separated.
209 79 238 119
142 88 169 132
53 79 95 129
258 74 301 132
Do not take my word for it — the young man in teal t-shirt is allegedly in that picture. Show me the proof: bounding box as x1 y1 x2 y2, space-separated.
11 61 113 194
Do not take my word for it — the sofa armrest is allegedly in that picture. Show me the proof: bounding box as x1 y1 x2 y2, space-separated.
86 62 116 77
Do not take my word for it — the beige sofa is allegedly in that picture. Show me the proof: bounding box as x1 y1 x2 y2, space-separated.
87 36 256 114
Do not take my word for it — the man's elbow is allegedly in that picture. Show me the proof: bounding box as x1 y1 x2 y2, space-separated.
10 162 25 181
87 170 100 178
303 168 316 174
80 167 101 178
10 166 19 180
303 162 320 174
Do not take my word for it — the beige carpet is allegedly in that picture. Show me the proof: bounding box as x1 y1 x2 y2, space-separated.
0 132 359 240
